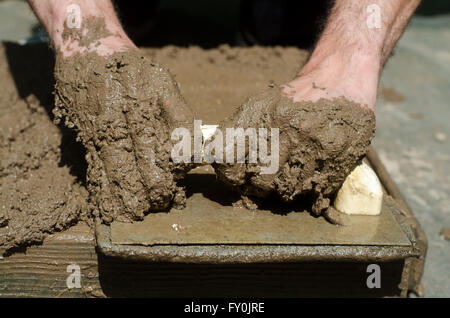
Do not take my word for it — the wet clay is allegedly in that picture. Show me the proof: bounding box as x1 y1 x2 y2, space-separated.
53 50 195 223
0 44 88 252
212 87 376 217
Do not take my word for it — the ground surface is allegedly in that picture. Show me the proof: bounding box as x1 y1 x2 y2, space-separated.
0 0 448 297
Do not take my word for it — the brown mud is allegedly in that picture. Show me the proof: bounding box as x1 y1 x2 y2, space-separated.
61 16 113 48
0 42 374 253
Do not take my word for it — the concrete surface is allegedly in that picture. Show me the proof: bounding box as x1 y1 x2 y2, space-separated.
0 0 37 42
0 0 448 297
374 14 450 298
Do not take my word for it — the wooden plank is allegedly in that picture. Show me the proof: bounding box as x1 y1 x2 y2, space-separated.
0 223 104 297
0 221 407 297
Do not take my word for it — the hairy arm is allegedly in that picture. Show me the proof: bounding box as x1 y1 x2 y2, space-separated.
306 0 421 70
285 0 421 109
27 0 135 56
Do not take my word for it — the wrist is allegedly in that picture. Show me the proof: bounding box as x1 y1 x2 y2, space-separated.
29 0 135 56
301 42 382 78
286 44 381 110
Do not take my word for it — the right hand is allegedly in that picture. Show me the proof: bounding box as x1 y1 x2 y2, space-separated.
54 49 195 223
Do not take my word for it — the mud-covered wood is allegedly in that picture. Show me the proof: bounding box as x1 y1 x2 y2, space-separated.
0 224 104 297
0 222 405 297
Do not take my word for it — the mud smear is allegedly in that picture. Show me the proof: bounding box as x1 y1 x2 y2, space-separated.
212 87 376 217
379 85 404 103
0 43 88 253
440 227 450 241
61 16 113 49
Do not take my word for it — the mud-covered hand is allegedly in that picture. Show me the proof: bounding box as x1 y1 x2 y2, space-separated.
53 50 195 223
212 86 375 217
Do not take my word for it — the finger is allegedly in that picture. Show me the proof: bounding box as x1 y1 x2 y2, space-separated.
212 88 282 195
124 94 179 210
156 67 195 128
121 57 183 209
221 87 280 130
84 73 149 221
84 143 121 223
94 113 150 221
55 54 151 222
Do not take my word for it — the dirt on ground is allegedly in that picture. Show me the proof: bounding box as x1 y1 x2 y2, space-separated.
0 43 374 253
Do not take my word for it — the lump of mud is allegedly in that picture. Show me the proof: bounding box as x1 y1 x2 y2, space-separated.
0 164 87 252
0 43 88 253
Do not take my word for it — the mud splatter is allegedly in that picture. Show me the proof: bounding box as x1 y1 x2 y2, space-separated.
380 85 404 103
61 16 113 48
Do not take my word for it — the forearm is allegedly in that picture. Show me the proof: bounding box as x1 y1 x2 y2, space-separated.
302 0 421 74
27 0 134 55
